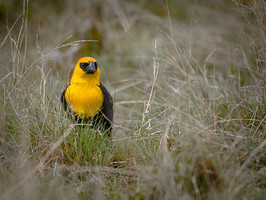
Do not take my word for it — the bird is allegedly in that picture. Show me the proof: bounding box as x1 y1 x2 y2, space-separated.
61 57 113 136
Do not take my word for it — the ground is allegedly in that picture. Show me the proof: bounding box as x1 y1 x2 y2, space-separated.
0 0 265 199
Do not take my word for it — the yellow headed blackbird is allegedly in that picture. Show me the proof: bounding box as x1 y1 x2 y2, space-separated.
61 57 113 135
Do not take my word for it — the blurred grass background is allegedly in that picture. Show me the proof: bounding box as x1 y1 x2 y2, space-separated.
0 0 265 199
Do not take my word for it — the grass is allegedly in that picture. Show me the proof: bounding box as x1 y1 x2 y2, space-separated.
0 0 265 199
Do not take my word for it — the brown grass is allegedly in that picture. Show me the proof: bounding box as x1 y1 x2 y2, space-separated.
0 0 265 199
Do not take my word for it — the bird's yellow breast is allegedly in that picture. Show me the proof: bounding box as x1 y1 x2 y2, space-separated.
64 83 104 119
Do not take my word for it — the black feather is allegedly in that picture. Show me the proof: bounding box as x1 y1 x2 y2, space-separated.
61 87 67 111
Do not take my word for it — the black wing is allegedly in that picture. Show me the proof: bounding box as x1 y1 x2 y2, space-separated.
99 83 113 123
93 83 113 132
61 86 68 111
60 84 83 123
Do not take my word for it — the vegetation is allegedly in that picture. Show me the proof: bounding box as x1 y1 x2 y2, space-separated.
0 0 265 199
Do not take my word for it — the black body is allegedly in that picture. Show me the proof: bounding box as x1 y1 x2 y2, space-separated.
61 82 113 136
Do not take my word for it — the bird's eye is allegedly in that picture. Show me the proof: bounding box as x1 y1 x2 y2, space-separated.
94 62 98 69
80 63 85 68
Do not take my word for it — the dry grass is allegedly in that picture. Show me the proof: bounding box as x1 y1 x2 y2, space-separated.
0 0 265 199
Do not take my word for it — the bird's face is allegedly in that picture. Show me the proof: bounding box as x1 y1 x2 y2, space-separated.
71 57 100 84
79 61 98 74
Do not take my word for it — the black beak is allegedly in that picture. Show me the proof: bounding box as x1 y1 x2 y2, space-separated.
80 62 97 74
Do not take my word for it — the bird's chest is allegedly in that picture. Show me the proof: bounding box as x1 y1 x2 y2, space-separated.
65 84 104 118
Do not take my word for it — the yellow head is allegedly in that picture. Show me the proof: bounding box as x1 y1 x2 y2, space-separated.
70 57 100 85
